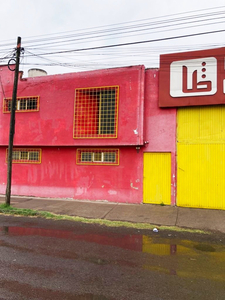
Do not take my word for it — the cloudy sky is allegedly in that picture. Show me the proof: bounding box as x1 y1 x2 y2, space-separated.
1 0 225 76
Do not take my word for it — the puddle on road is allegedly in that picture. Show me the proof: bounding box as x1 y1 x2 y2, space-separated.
1 225 225 281
67 294 114 299
79 295 114 300
0 225 223 255
194 243 216 252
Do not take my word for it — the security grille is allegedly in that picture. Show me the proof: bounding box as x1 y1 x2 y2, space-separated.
6 148 42 164
3 96 39 113
74 86 119 138
77 148 119 165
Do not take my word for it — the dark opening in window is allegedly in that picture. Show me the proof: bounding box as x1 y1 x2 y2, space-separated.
74 86 119 138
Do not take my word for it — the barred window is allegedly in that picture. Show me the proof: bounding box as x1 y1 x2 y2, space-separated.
6 148 41 164
77 148 119 165
3 96 39 113
74 86 119 138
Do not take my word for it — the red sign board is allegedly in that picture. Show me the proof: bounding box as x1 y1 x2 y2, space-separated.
159 47 225 107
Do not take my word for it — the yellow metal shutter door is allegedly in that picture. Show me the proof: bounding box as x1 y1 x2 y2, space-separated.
143 153 171 205
177 106 225 210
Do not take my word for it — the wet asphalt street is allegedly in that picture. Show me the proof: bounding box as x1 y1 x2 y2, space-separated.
0 215 224 300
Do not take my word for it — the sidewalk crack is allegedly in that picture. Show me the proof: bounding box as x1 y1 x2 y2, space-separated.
102 204 118 219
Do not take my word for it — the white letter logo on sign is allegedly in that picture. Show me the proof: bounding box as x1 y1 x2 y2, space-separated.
170 57 217 97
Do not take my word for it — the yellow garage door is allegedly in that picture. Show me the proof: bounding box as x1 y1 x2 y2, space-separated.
177 106 225 210
143 152 171 205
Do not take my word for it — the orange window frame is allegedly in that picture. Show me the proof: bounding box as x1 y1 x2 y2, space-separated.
73 86 119 139
6 148 42 164
76 148 119 166
3 96 40 113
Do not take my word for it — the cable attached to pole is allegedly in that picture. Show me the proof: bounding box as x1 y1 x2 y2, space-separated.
5 36 22 206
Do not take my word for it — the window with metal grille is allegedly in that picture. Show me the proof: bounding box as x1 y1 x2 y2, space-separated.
6 148 42 164
77 148 119 165
74 86 119 138
3 96 39 113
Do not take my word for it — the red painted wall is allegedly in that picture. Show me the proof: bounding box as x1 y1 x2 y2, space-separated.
0 65 145 146
0 146 143 203
143 69 177 205
0 66 177 204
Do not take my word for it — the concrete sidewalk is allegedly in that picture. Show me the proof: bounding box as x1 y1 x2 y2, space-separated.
0 195 225 233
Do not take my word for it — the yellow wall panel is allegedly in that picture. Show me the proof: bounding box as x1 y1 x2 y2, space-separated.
143 153 171 205
177 144 225 209
177 107 200 142
177 105 225 143
177 105 225 210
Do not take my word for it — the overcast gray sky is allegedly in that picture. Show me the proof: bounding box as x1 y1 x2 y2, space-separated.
1 0 225 75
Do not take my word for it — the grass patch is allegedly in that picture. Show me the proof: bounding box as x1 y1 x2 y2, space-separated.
0 204 56 218
0 204 208 234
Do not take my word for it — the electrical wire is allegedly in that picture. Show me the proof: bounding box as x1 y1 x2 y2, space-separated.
21 12 225 50
1 5 225 50
16 6 225 46
23 27 225 58
1 5 225 72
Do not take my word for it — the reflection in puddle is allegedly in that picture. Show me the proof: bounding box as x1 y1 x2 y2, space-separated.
1 226 142 251
142 236 225 281
70 295 113 300
1 225 225 281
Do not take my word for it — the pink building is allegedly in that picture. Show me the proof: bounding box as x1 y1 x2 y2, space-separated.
0 64 176 205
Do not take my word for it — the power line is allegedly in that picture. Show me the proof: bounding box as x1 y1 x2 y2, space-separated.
17 6 225 45
0 5 225 50
1 5 225 73
23 16 225 51
24 27 225 58
19 4 225 44
20 9 225 50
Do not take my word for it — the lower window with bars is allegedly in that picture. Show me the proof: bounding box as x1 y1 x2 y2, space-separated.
76 148 119 165
6 148 42 164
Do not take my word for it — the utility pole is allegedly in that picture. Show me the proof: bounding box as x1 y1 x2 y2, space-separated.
5 37 22 206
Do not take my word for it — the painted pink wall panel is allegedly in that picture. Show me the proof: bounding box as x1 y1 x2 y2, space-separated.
0 66 145 146
0 147 143 203
0 67 177 205
143 69 177 205
143 69 176 152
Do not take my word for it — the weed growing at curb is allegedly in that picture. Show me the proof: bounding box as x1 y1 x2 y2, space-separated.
0 204 208 234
